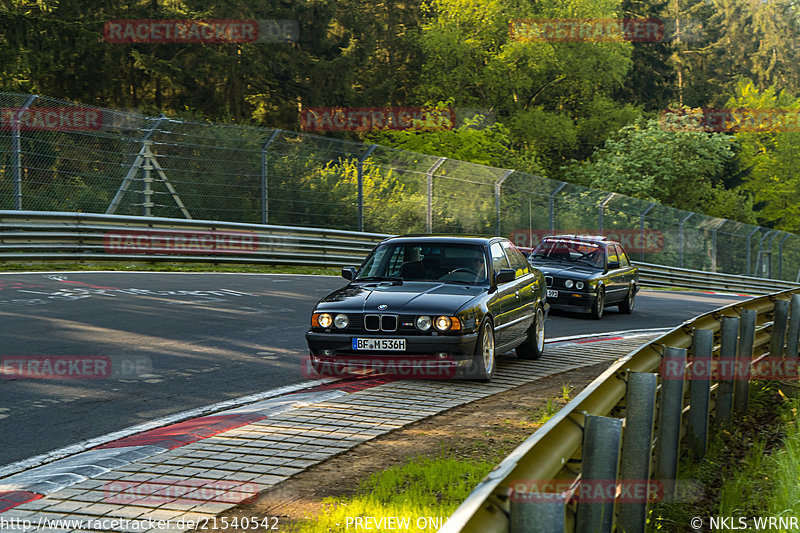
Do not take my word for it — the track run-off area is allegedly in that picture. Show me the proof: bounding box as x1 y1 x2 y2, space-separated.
0 271 749 468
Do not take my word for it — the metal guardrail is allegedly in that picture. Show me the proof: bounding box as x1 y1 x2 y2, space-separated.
1 211 797 297
0 211 388 267
635 261 800 294
441 289 800 533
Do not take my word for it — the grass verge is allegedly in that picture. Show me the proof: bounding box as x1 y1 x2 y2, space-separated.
288 453 494 532
648 381 799 532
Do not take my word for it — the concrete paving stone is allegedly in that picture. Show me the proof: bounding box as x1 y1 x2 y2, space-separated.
302 452 338 461
162 467 207 477
0 509 39 519
189 460 226 469
109 506 157 519
217 472 261 482
281 459 318 469
8 498 52 511
258 466 303 477
40 500 94 513
79 502 128 516
182 502 237 516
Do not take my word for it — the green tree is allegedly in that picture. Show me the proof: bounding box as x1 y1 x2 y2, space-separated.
562 116 756 223
727 81 800 232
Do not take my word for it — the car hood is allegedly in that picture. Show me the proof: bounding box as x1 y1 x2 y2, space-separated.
315 281 484 315
532 262 600 279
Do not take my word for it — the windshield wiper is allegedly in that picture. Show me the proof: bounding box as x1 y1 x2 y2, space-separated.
355 276 404 284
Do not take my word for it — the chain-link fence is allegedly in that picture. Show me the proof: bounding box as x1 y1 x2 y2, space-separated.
1 92 798 281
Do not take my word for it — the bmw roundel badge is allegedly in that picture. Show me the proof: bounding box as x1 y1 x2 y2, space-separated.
378 304 388 310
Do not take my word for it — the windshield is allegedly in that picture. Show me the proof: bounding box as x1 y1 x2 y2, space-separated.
357 242 489 284
530 238 605 268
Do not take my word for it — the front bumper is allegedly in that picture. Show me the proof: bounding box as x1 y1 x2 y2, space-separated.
305 331 480 361
547 291 597 312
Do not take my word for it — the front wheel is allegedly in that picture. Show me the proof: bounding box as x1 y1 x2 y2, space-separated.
590 288 605 320
470 319 496 381
516 306 545 360
619 283 636 314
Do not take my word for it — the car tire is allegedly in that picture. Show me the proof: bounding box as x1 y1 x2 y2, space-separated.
619 283 636 314
471 318 496 382
516 305 545 360
590 287 605 320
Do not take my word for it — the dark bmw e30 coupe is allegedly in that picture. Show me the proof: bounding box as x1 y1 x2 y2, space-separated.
527 235 639 319
305 235 549 381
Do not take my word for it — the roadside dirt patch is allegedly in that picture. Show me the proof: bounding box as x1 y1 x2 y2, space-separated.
213 362 613 531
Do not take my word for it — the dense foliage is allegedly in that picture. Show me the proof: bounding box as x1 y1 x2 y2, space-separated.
2 0 800 228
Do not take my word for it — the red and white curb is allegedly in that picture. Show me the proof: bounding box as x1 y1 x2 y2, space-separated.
0 330 668 528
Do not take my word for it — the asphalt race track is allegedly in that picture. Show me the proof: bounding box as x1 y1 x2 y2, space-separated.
0 271 749 466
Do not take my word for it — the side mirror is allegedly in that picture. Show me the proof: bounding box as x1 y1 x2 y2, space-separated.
607 261 620 270
342 267 357 280
494 269 516 285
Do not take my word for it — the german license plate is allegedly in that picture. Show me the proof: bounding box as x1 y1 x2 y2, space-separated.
547 289 558 298
352 338 406 351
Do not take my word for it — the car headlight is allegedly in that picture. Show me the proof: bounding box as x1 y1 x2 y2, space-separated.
416 315 432 331
565 280 574 288
334 314 349 329
317 313 332 328
576 281 584 290
434 316 461 332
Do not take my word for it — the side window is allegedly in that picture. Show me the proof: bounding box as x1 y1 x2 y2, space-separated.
490 242 510 273
501 241 530 277
607 245 620 265
617 245 631 267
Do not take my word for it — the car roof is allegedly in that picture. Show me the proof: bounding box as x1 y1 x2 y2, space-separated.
545 234 620 246
379 235 505 246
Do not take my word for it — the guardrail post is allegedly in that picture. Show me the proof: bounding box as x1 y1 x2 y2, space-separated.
734 310 757 414
770 299 790 358
688 329 713 458
494 170 514 236
357 145 378 232
787 294 800 359
575 415 622 533
510 492 566 533
11 94 39 210
715 316 739 426
260 129 280 225
617 372 658 533
655 346 686 500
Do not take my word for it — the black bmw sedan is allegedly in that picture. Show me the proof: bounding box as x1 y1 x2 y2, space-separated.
305 235 549 381
527 235 639 319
